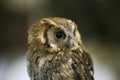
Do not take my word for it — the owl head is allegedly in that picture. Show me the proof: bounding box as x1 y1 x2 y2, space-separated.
28 17 82 52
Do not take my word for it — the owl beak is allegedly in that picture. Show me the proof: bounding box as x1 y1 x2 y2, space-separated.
65 40 73 49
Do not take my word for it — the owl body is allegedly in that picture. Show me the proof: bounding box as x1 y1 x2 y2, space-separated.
27 17 94 80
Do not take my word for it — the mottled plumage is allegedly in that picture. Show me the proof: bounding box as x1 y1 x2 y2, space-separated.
27 17 94 80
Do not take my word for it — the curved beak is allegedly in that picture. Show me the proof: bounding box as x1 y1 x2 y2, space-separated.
65 39 73 49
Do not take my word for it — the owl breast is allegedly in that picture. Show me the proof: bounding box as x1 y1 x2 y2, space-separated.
37 50 75 80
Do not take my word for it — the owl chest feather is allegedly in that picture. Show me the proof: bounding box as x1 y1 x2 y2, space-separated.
37 51 74 80
27 49 94 80
27 49 93 80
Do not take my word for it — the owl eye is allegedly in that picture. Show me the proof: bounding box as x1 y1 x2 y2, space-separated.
55 30 65 39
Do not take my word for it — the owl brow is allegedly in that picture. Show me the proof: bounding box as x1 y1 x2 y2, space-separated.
66 21 76 35
44 25 51 47
73 27 76 36
73 26 76 36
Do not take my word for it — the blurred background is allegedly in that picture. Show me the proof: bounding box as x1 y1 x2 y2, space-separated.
0 0 120 80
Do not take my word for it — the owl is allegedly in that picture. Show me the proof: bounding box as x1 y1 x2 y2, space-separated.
27 17 94 80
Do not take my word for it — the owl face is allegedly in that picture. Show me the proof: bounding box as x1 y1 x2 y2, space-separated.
28 17 82 52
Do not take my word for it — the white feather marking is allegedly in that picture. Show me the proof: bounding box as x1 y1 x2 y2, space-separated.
38 57 46 68
50 43 57 48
